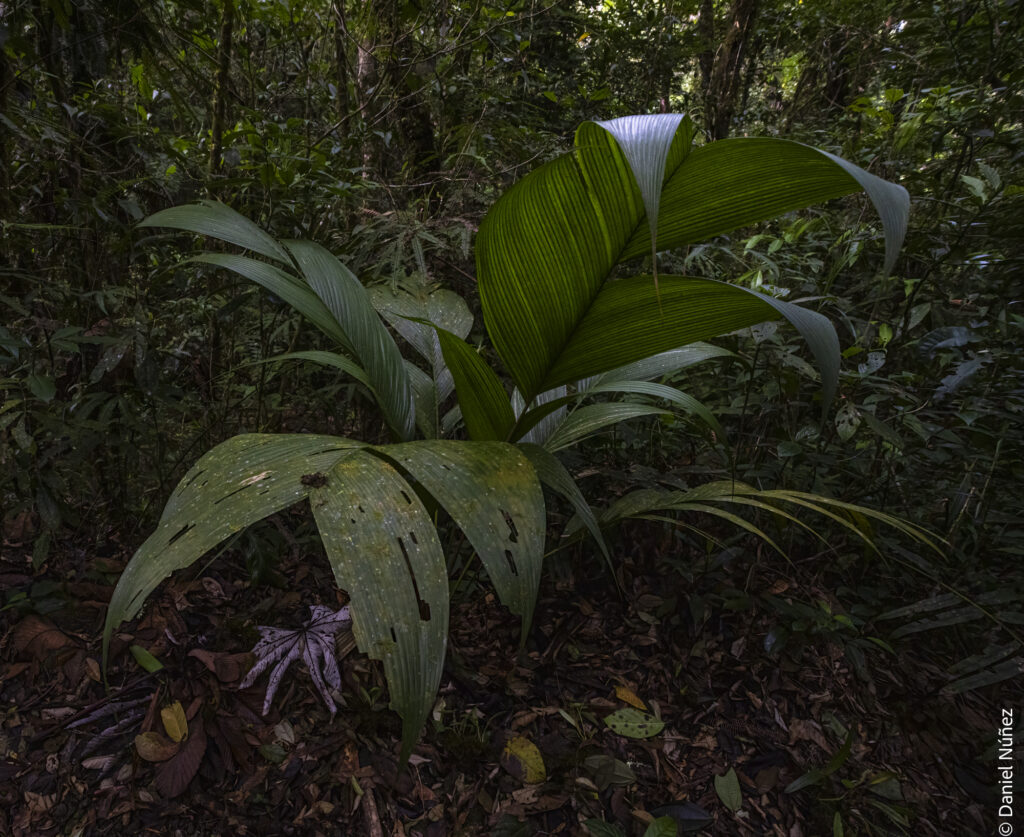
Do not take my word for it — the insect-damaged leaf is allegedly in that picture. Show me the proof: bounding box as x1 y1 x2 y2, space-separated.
604 707 665 739
377 441 544 640
311 451 449 765
103 434 364 668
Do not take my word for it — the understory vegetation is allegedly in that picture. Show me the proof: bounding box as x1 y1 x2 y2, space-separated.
1 1 1021 835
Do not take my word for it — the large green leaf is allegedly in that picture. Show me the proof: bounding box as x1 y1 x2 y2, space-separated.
311 450 447 764
106 434 551 765
543 275 841 404
104 434 364 666
477 114 907 407
378 441 545 640
285 241 414 441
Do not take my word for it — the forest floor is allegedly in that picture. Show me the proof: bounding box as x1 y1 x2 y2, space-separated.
0 519 1004 837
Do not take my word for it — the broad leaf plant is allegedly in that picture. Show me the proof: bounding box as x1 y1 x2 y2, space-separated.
105 114 936 762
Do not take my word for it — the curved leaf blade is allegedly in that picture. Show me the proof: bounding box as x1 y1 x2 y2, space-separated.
189 254 350 348
311 451 448 765
285 241 414 440
380 441 545 639
434 327 514 441
104 434 363 666
139 200 291 263
544 275 840 405
544 402 669 452
518 443 611 570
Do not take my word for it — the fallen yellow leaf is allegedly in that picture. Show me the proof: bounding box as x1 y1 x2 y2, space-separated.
614 684 647 710
161 701 188 743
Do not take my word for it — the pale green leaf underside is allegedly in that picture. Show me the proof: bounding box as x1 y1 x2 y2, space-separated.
370 286 474 373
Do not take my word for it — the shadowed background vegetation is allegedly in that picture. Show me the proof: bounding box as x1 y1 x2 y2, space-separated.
2 1 1022 834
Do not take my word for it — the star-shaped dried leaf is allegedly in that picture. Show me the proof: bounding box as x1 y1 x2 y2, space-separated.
239 605 351 715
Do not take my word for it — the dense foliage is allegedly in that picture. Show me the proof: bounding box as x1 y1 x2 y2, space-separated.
2 1 1022 834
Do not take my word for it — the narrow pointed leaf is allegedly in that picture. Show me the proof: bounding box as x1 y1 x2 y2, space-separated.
434 327 514 441
544 403 669 452
104 434 363 666
405 361 442 439
584 379 725 440
518 443 611 569
140 200 291 263
588 343 734 387
285 241 414 440
189 254 350 348
257 350 371 387
311 451 448 765
513 385 568 445
379 441 545 639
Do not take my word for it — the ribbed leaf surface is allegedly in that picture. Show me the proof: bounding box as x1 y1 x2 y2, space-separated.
477 115 907 407
434 328 514 441
189 254 350 348
311 451 448 764
544 275 840 403
285 241 414 440
140 200 290 263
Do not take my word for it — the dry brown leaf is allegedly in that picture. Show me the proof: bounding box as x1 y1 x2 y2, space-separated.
135 731 181 763
154 718 207 798
615 684 647 710
11 615 74 660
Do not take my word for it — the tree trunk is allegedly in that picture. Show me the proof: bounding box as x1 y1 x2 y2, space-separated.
701 0 760 139
208 0 235 179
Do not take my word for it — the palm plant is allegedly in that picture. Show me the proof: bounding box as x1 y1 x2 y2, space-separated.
104 113 926 762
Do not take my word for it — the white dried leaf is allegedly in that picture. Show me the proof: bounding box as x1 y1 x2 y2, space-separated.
239 605 351 715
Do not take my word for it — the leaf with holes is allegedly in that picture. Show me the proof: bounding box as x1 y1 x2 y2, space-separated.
604 707 665 739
